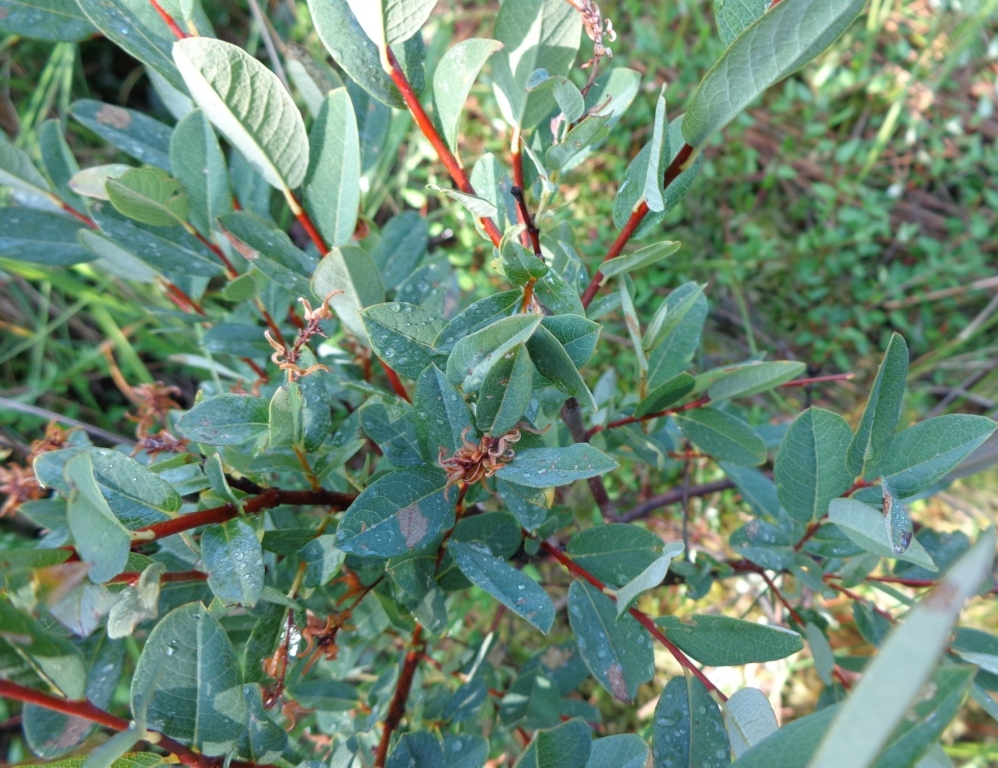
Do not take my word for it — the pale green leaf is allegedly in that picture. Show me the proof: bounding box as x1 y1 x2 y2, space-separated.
675 408 767 466
305 88 360 248
515 719 591 768
773 407 853 521
413 365 475 456
131 603 247 754
171 109 232 238
450 541 555 633
705 360 806 401
500 445 618 488
64 453 131 584
848 332 908 476
723 687 779 758
173 37 309 190
476 342 534 437
827 498 937 571
714 0 769 47
335 467 452 557
176 394 270 446
682 0 867 148
201 518 264 607
0 132 52 197
586 735 648 768
106 168 190 227
526 325 597 410
656 614 804 665
218 211 315 295
808 528 995 768
434 38 503 150
362 302 445 380
0 209 91 266
427 184 498 218
446 313 542 393
311 244 386 341
567 524 666 588
652 676 731 767
613 542 684 616
0 0 94 41
600 240 681 280
568 581 653 702
70 100 172 170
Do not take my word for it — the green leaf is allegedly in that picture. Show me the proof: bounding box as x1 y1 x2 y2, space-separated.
773 407 853 522
500 445 618 489
476 343 534 437
0 132 52 198
682 0 867 148
827 498 937 571
586 735 649 768
729 705 838 767
435 290 520 352
645 282 708 387
217 211 314 296
237 684 293 764
0 0 95 41
359 400 425 466
516 720 591 768
173 37 309 191
541 315 601 368
335 467 452 557
872 414 997 497
414 365 475 457
534 267 586 317
642 86 669 212
491 0 581 130
434 39 507 150
38 119 83 208
0 209 91 266
107 562 165 639
546 115 612 172
613 543 684 617
131 603 247 754
311 244 386 341
64 453 131 584
171 109 232 238
348 0 437 46
428 185 499 219
722 687 778 758
635 373 696 418
34 447 181 528
309 0 426 109
91 209 224 278
70 100 172 170
302 535 346 587
450 541 555 633
0 600 86 698
653 676 731 767
106 168 190 227
526 325 597 411
75 0 185 90
446 313 542 393
808 528 995 768
176 394 270 446
567 581 653 702
714 0 769 46
201 518 264 607
386 732 444 768
567 524 667 588
705 361 806 401
614 121 703 235
363 302 445 380
451 512 523 560
847 332 908 476
656 614 803 665
80 230 157 284
305 88 360 248
675 408 767 466
13 753 173 768
371 211 429 290
600 240 681 280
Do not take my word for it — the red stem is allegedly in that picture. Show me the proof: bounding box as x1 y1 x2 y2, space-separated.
757 569 805 626
374 624 424 767
586 395 711 439
61 203 96 227
825 580 896 623
194 231 239 278
379 360 412 402
539 541 726 700
133 487 354 544
148 0 188 39
109 569 208 584
0 680 240 768
288 190 330 255
385 47 502 248
781 372 855 388
580 143 696 309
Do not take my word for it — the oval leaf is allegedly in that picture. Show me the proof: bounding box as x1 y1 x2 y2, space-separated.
656 614 804 666
201 518 264 607
499 445 618 489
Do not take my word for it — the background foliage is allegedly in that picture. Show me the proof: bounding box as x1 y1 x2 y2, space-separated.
1 1 998 767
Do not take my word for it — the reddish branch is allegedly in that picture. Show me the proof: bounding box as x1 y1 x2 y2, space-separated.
109 569 208 584
621 479 736 522
134 487 354 544
580 143 695 309
586 395 711 439
0 680 273 768
148 0 188 39
385 47 503 248
374 624 425 767
540 541 726 701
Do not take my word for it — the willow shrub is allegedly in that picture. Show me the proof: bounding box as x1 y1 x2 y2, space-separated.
0 1 996 768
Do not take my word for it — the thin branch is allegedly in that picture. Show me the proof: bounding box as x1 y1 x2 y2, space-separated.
0 396 135 446
379 360 412 403
586 395 711 439
109 569 208 584
825 580 896 623
374 624 425 768
510 185 541 258
621 479 734 522
385 46 503 248
562 397 619 522
148 0 188 39
540 541 726 701
0 680 275 768
580 143 695 309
